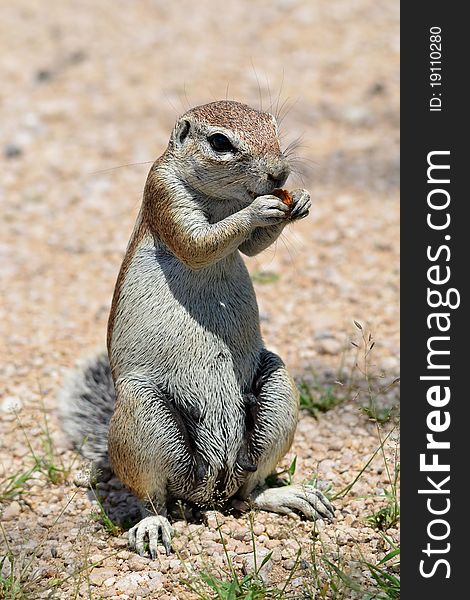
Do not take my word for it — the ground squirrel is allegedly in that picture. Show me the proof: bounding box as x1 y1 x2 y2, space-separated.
59 100 334 558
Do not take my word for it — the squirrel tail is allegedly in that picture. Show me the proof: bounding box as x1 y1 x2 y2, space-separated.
57 351 115 466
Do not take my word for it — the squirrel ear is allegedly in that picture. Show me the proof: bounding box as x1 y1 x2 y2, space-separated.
173 119 191 147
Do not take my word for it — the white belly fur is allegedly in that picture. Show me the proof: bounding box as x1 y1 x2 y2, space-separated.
110 241 263 478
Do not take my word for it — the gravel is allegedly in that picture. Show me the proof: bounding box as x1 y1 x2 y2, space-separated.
0 0 398 597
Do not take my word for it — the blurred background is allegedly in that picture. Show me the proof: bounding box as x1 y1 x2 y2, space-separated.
1 0 399 386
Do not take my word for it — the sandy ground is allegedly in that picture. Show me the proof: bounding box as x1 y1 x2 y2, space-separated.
1 0 399 598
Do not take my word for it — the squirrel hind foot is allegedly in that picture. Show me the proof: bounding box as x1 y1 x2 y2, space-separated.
250 484 335 522
128 515 174 557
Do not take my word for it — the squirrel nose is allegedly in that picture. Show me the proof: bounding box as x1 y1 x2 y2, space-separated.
267 166 289 188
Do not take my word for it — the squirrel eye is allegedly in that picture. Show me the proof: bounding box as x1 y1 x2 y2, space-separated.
208 133 236 153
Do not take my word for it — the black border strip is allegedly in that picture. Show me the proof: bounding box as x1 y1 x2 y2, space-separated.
401 3 467 596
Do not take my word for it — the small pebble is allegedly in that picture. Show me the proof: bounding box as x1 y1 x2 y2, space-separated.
2 501 21 520
242 549 273 583
3 144 22 159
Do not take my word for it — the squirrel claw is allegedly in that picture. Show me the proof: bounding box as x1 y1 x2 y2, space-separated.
288 189 311 221
128 515 174 558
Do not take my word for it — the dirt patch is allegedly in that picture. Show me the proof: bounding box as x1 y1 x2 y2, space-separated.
1 0 399 597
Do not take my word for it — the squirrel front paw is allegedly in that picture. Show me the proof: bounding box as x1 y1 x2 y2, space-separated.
128 515 174 558
248 194 290 228
287 189 311 221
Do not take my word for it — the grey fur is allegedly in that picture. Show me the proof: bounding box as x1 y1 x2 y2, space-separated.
58 101 333 557
57 351 115 465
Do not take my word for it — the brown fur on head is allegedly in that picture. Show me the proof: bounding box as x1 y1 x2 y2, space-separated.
161 100 290 203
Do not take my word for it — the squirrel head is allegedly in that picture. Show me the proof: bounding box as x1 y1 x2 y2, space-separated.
165 100 290 203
